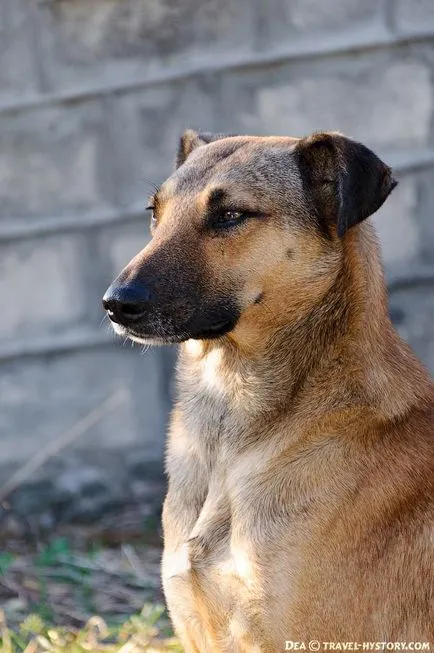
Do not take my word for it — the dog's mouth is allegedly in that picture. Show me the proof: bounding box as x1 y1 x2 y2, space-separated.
111 323 174 345
188 318 236 340
110 313 238 345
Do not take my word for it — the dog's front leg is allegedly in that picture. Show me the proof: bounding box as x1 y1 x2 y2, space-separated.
162 473 232 653
162 491 217 653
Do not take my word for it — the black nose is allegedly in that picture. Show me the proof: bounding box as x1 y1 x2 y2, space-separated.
102 282 151 325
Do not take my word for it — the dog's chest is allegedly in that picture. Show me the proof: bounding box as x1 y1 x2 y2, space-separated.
163 404 299 651
162 351 310 650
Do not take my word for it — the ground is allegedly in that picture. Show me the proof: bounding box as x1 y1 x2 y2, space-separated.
0 522 181 653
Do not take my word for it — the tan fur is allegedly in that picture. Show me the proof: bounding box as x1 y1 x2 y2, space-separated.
106 132 434 651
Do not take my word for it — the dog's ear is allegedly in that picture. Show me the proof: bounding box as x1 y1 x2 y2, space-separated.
176 130 225 168
295 132 397 237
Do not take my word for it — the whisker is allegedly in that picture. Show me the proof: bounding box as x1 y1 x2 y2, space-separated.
143 178 161 194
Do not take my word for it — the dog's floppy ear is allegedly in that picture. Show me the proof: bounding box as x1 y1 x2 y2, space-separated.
295 132 397 237
176 130 225 168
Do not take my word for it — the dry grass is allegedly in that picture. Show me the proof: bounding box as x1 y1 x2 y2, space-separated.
0 608 182 653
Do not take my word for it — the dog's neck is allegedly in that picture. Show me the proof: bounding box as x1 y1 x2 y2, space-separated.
179 224 431 423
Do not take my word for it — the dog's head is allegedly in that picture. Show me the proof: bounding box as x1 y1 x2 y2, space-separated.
103 131 396 346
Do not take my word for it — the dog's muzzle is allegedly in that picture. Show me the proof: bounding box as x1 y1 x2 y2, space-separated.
103 279 240 343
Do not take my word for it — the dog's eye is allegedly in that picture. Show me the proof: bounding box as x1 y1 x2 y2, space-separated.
213 210 246 229
146 205 157 230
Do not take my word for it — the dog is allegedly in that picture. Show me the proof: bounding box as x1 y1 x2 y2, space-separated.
103 130 434 652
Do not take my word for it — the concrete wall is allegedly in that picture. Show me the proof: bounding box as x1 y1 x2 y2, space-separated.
1 0 434 528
